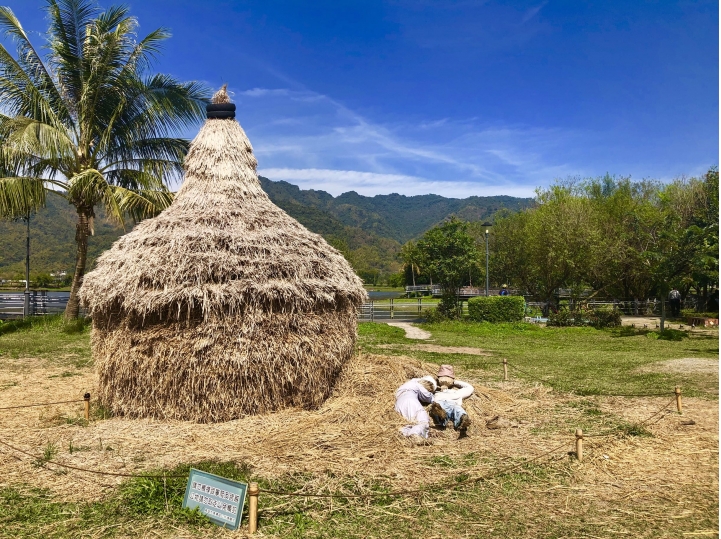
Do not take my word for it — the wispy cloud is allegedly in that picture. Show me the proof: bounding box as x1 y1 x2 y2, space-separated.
257 168 535 198
234 86 581 198
239 88 292 97
521 2 547 24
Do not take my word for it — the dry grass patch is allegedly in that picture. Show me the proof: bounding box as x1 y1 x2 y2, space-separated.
636 357 719 375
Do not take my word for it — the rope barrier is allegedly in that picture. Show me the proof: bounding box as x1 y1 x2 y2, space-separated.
0 434 570 499
259 439 571 499
0 439 186 479
0 399 86 411
582 397 676 438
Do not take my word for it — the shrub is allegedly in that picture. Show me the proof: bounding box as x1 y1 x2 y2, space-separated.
547 308 582 327
423 307 446 323
468 296 525 323
548 306 621 328
586 308 622 328
681 309 719 319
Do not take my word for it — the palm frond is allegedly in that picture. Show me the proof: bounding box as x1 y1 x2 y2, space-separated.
66 167 110 211
0 45 70 131
0 175 47 218
123 27 171 74
1 115 75 164
110 184 174 224
0 6 72 125
46 0 99 108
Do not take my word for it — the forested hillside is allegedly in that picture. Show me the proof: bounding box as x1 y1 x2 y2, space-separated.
0 194 128 280
0 178 532 282
258 177 532 244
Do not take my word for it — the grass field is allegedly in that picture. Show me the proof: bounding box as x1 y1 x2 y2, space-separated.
0 317 717 538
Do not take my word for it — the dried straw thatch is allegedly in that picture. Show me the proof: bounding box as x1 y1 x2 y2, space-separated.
79 86 367 422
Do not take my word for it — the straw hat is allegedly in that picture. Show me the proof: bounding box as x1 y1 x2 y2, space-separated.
80 86 367 422
437 365 455 378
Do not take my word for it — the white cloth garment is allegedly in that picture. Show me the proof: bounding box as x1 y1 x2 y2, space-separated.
394 379 434 438
433 379 474 407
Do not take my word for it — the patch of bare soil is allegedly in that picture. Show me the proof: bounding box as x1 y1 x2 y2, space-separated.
636 357 719 375
386 322 431 340
377 343 492 355
622 316 719 335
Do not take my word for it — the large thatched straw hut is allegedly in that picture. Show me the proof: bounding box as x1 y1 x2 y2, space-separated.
79 87 367 422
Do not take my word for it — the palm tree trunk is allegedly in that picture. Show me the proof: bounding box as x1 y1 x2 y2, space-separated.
64 211 90 320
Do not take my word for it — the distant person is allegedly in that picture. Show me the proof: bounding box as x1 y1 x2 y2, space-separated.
499 284 509 296
669 288 682 317
428 365 473 437
394 375 437 439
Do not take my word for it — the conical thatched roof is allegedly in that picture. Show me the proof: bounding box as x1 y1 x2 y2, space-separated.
79 86 367 422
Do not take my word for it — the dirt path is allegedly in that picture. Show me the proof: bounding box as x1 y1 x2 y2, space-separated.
386 322 431 340
377 343 492 355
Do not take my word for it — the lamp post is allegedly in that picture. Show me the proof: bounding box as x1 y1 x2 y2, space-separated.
482 222 492 297
23 213 30 318
485 229 489 296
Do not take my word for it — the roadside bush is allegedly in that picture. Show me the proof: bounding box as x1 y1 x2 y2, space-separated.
468 296 525 323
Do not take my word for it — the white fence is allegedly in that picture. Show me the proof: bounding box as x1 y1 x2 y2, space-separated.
0 292 70 319
358 298 445 321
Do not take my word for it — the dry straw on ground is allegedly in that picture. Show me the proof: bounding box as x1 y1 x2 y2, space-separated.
0 351 716 514
79 86 366 422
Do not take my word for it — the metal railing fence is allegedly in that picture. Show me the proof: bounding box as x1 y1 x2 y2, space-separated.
0 291 70 319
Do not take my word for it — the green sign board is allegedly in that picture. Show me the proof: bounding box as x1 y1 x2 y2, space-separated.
182 468 248 530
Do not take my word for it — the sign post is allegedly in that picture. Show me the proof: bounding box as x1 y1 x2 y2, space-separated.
182 469 248 530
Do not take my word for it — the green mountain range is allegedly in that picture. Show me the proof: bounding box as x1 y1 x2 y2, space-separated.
0 177 533 283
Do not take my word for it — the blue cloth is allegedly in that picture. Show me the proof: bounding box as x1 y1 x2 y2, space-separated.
431 401 467 429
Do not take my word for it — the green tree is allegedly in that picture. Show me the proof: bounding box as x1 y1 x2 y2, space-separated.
399 240 422 287
492 185 600 311
653 168 719 317
416 217 478 317
33 272 53 288
0 0 208 318
583 176 664 303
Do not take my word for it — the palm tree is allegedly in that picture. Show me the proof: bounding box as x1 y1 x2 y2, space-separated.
0 0 209 319
400 240 421 288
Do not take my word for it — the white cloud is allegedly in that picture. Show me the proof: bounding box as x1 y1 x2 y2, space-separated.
239 88 291 97
521 2 547 24
234 86 580 198
258 167 536 198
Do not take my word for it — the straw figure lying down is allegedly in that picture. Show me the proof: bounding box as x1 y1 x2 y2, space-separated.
394 375 438 438
429 364 473 436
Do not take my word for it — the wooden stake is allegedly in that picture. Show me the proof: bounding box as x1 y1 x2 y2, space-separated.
575 428 583 461
675 386 682 414
83 393 90 421
503 359 508 382
248 482 259 534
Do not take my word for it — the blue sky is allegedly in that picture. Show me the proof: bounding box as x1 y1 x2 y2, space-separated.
4 0 719 197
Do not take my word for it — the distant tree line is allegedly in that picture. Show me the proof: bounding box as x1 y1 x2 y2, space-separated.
399 168 719 314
